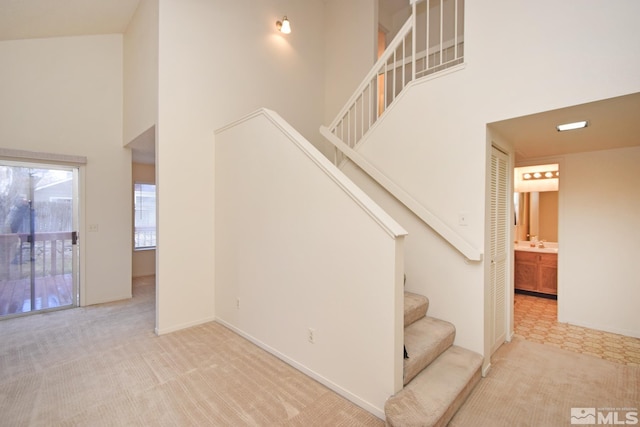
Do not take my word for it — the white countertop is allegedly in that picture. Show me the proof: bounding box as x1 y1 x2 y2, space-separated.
515 242 559 254
515 246 558 254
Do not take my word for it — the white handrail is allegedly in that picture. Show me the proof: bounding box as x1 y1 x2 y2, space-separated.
322 0 472 260
327 0 464 153
217 109 408 240
320 126 482 262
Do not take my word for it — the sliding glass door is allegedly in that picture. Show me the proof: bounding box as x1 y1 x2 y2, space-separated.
0 162 79 318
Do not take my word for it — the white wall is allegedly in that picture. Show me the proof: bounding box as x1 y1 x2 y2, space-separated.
378 0 411 41
470 0 640 350
155 0 326 334
132 162 156 278
343 84 487 356
333 0 640 360
124 0 159 146
0 35 132 305
215 110 405 418
324 0 377 125
559 146 640 338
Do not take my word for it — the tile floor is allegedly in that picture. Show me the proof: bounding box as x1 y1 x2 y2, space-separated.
513 292 640 367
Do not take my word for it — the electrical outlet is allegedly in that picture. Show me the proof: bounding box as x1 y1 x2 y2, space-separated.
236 298 240 309
88 224 99 232
458 212 468 226
308 328 315 344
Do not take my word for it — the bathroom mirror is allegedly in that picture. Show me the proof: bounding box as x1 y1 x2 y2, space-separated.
514 191 558 242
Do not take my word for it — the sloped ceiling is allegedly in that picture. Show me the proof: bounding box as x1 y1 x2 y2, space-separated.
0 0 140 41
1 0 638 164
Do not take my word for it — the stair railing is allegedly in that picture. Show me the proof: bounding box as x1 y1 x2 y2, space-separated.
320 128 481 261
321 0 479 261
326 0 465 164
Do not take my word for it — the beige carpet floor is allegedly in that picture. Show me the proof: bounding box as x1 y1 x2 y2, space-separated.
450 335 640 427
2 276 638 426
0 276 381 426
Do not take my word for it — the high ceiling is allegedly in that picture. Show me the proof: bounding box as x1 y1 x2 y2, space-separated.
0 0 140 41
2 0 638 164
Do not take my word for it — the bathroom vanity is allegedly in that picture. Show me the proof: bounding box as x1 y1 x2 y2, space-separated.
514 244 558 296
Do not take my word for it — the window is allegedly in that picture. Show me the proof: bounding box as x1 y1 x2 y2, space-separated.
134 183 156 249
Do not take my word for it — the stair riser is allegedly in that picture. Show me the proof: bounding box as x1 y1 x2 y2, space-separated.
385 346 484 427
403 317 456 385
431 366 481 427
404 292 429 327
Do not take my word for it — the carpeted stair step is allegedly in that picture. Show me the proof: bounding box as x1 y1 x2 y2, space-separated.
385 345 483 427
404 316 456 385
404 292 429 327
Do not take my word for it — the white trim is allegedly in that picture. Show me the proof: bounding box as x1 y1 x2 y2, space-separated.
216 318 386 420
328 17 415 132
0 147 87 165
320 126 482 262
482 362 492 377
215 109 408 240
154 316 217 336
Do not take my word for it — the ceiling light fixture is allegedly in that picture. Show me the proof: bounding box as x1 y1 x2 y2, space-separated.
276 16 291 34
556 120 588 132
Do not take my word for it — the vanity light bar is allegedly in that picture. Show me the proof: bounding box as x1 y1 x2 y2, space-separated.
523 171 559 180
556 120 588 131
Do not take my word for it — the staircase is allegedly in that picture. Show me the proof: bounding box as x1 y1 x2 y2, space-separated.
385 292 482 427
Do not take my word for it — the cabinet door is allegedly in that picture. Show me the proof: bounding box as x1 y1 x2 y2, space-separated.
515 251 538 292
538 253 558 295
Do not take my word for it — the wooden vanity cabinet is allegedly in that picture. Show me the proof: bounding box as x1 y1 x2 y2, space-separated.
515 251 557 295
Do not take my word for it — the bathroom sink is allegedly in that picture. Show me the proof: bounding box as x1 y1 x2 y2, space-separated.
514 242 558 254
515 246 558 254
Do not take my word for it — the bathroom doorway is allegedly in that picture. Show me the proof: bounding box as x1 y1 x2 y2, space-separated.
513 164 559 337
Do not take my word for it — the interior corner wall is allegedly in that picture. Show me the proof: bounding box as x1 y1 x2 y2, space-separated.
132 163 156 278
0 35 132 306
378 0 411 41
334 0 640 357
559 146 640 338
155 0 326 334
324 0 377 125
124 0 159 145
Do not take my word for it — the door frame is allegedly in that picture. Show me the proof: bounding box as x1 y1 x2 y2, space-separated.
0 157 85 317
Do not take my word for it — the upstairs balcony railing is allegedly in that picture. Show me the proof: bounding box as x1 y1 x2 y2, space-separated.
327 0 464 164
320 0 480 261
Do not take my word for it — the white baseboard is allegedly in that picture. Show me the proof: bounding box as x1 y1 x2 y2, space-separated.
215 317 386 420
155 315 217 336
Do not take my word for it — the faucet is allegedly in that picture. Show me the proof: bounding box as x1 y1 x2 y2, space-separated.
537 240 546 248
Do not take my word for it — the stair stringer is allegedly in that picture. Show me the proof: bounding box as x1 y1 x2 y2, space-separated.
320 74 486 361
338 155 485 360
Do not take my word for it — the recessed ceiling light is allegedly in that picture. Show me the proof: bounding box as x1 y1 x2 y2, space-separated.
557 120 588 132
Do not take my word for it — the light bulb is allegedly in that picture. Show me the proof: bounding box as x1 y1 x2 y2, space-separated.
277 17 291 34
